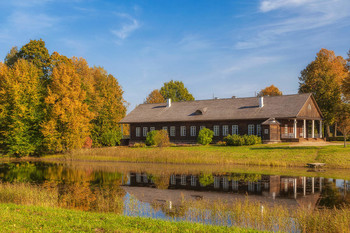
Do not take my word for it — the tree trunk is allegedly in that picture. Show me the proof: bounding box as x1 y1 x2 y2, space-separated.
335 123 337 137
326 124 331 138
345 133 347 148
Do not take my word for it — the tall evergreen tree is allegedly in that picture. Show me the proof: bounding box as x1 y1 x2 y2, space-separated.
0 60 44 156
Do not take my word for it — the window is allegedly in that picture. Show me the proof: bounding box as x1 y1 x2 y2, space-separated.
200 126 205 131
170 175 176 185
162 126 168 132
170 126 175 137
223 177 229 190
191 176 197 186
222 125 229 136
264 129 269 134
181 175 186 185
150 127 155 132
143 127 148 137
190 126 196 136
136 127 141 137
232 180 238 191
232 125 238 135
284 124 288 134
181 126 186 136
214 176 220 189
213 125 219 136
143 174 148 183
248 124 254 135
136 173 141 183
257 124 261 137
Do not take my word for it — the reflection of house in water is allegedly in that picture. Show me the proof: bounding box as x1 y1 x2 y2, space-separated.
123 172 349 209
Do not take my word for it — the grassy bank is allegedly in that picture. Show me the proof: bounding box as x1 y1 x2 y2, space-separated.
0 203 254 233
43 144 350 168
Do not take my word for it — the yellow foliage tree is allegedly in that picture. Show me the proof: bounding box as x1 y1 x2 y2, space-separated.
41 60 93 152
144 89 165 104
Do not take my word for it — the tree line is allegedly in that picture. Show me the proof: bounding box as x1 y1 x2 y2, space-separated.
0 39 126 157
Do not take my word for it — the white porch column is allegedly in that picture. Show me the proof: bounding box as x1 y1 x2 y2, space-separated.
312 177 315 194
303 119 307 138
294 119 297 139
319 120 322 138
312 120 315 138
303 177 306 196
294 178 297 199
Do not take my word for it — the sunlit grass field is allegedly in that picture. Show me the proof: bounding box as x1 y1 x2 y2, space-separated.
41 144 350 168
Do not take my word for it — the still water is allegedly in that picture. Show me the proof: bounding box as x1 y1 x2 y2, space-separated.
0 161 349 227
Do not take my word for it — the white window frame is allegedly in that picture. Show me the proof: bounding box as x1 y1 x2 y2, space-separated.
264 129 269 134
180 126 186 136
136 173 141 183
223 177 229 190
190 126 196 136
162 126 168 132
222 125 229 136
170 175 176 185
257 124 261 137
190 175 197 186
284 124 288 134
213 125 219 136
214 176 220 189
143 127 148 137
200 126 205 131
232 180 238 191
181 175 186 185
170 126 175 137
232 125 238 135
248 124 254 135
143 174 148 183
150 127 155 132
136 127 141 137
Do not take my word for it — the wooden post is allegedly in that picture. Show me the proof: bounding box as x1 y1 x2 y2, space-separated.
303 177 306 196
312 120 315 138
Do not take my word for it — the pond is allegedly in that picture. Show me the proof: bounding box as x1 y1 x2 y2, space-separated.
0 161 349 231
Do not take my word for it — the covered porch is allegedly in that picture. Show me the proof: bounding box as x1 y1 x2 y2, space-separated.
280 118 323 142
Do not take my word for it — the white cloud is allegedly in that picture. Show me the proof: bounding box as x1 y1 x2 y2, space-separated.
221 56 280 74
8 11 57 32
235 0 350 49
260 0 316 12
177 34 211 51
111 13 140 40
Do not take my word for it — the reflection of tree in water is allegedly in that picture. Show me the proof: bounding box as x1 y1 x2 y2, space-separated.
0 162 46 183
318 179 349 208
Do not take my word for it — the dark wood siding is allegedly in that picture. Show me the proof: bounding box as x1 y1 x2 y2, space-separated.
297 97 322 119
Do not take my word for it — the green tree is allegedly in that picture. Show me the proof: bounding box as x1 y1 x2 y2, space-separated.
299 49 348 135
144 89 165 104
160 80 194 102
0 60 44 157
41 61 93 152
88 67 127 147
4 46 18 66
197 128 214 145
257 85 282 96
342 50 350 101
145 130 158 146
5 39 50 80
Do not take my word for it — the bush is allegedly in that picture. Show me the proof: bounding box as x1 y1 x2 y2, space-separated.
224 134 261 146
216 141 226 146
133 142 146 148
146 130 158 146
100 129 122 146
153 130 170 147
197 128 214 145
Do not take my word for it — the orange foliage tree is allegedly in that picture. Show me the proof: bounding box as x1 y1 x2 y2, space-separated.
144 89 165 104
257 85 282 97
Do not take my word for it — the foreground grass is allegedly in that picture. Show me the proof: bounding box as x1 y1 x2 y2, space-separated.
0 203 256 233
43 144 350 168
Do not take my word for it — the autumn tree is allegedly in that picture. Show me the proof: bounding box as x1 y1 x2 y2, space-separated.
41 59 93 152
299 49 348 136
0 60 44 156
144 89 165 104
159 80 194 102
257 85 282 97
342 50 350 101
5 39 50 80
335 103 350 147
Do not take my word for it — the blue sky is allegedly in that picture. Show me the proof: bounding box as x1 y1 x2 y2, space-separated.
0 0 349 111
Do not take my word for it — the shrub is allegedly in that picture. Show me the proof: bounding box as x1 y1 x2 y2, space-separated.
197 128 214 145
224 134 261 146
145 130 158 146
133 142 146 148
100 129 122 146
153 130 170 147
216 141 226 146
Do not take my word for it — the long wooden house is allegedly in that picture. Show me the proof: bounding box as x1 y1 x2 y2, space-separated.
120 93 323 144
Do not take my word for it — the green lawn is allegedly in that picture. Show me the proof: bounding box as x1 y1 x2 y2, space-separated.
0 203 260 233
40 144 350 168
